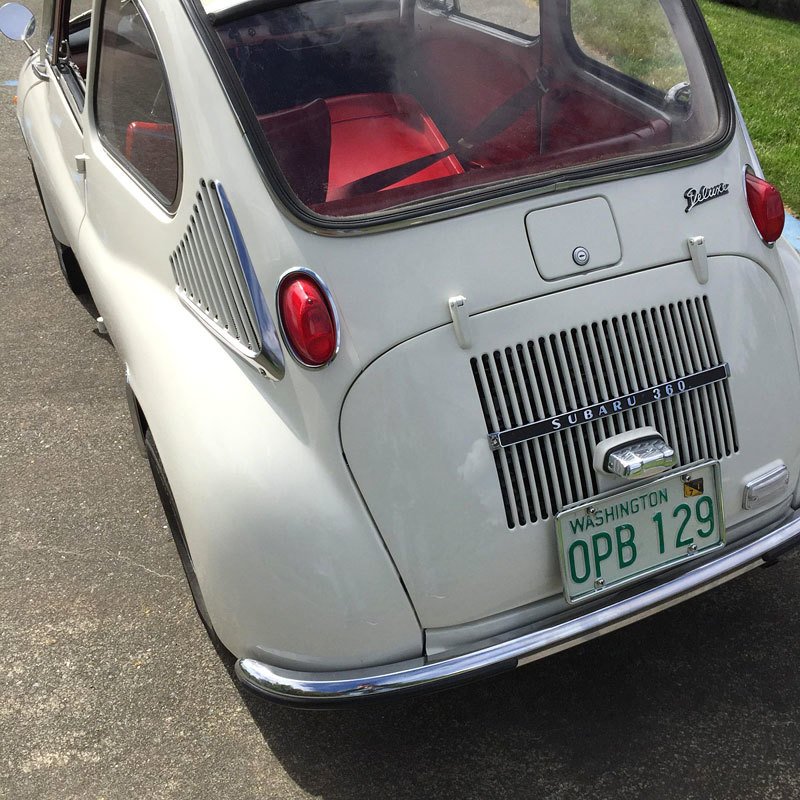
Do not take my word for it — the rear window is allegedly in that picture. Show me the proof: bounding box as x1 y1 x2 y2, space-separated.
215 0 727 222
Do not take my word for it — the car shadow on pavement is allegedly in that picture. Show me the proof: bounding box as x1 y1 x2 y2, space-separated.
222 556 800 800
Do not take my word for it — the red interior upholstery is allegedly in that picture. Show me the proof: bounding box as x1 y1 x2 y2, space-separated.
411 38 534 138
324 93 464 201
255 82 671 216
410 38 538 167
408 41 662 172
316 118 671 217
258 99 332 206
259 93 463 204
542 87 646 153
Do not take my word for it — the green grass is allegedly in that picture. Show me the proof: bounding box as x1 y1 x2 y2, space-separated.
698 0 800 213
572 0 689 89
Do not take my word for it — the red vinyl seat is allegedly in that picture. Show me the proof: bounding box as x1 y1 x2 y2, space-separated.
258 93 464 205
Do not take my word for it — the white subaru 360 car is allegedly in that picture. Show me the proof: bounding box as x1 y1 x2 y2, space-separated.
4 0 799 705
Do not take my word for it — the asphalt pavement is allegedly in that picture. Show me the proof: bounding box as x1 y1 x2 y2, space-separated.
4 14 800 800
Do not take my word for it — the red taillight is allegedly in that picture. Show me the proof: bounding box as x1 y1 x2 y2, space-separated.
745 172 785 244
278 273 338 367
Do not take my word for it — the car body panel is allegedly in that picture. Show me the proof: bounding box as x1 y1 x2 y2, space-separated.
341 255 800 628
8 0 800 694
57 0 423 669
17 65 85 247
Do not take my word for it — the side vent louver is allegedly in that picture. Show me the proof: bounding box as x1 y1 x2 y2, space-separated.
170 180 284 379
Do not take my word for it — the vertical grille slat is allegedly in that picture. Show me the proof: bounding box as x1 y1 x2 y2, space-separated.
668 303 706 462
176 247 192 300
520 343 563 515
510 347 548 521
471 296 738 529
662 304 700 462
177 243 194 301
186 225 213 314
475 356 517 528
679 302 712 455
641 309 682 460
652 307 693 467
501 350 542 524
489 352 528 527
697 298 737 455
540 338 581 506
194 193 236 336
205 183 262 348
193 206 228 326
557 333 598 500
687 299 725 459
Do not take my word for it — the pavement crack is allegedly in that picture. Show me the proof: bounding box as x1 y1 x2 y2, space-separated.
16 543 179 581
100 549 178 581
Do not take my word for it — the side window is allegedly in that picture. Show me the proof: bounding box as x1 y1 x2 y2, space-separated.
94 0 180 206
63 0 94 83
48 0 94 111
570 0 689 92
454 0 540 39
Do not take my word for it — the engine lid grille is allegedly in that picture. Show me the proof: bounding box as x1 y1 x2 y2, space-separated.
472 296 738 529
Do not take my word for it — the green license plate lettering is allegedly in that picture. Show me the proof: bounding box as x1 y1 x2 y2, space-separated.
556 463 724 604
615 524 637 568
696 496 715 538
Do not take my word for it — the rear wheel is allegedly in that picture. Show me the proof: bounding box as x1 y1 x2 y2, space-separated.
54 239 89 297
144 429 218 643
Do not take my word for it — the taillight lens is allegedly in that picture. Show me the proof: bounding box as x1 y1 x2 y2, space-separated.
278 273 338 367
745 172 785 244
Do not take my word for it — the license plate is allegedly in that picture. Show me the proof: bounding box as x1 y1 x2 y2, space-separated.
555 462 725 604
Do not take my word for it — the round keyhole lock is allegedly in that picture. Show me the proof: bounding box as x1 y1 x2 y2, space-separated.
572 246 590 267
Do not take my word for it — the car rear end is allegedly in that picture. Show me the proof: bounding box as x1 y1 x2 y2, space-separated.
189 0 800 702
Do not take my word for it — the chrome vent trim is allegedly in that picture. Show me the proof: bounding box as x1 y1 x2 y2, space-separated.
170 180 284 380
472 296 738 529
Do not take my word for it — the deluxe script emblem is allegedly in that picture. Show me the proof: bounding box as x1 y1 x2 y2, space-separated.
684 182 729 213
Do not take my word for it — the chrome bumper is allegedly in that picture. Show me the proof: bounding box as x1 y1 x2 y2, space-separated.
236 511 800 705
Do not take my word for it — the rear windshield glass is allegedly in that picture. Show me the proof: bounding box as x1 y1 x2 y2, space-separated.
215 0 726 221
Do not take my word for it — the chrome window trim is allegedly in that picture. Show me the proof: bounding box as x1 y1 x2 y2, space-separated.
42 0 85 121
89 0 184 215
50 0 71 65
435 0 541 47
55 60 85 115
176 292 286 379
211 182 286 379
275 267 341 370
730 86 763 178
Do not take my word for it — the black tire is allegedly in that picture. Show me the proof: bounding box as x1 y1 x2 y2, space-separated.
54 239 90 297
144 429 219 643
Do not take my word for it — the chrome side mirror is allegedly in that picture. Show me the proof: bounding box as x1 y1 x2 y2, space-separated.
0 3 36 53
